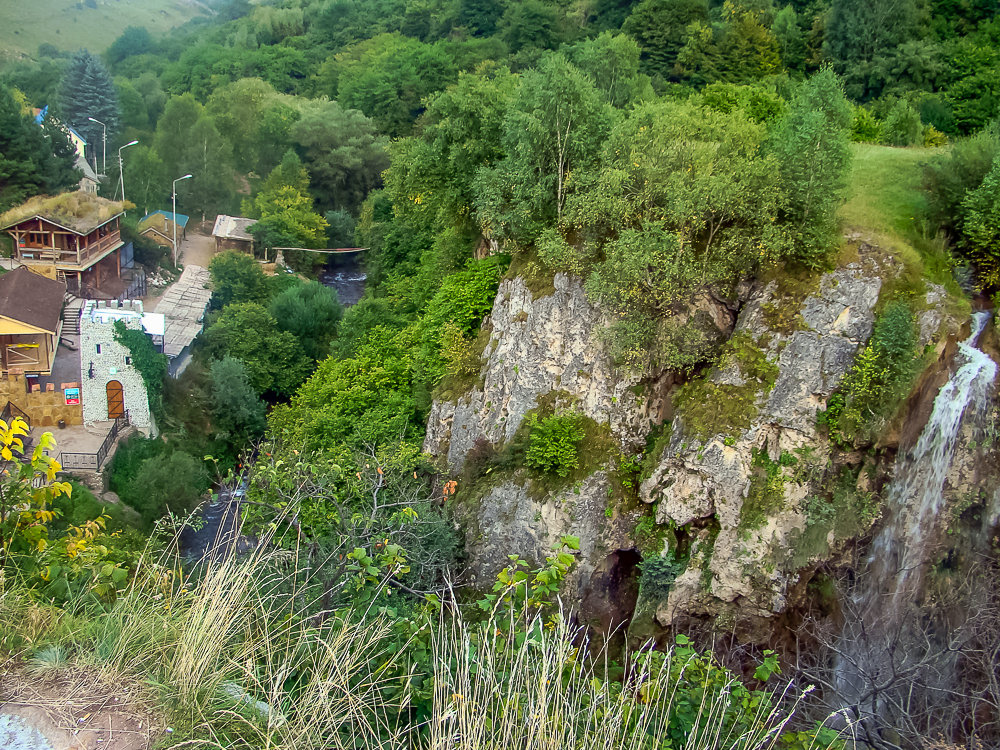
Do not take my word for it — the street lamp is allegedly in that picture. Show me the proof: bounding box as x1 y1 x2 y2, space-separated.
172 174 192 267
117 140 138 208
88 117 106 175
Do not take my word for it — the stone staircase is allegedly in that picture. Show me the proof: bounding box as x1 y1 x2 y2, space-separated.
61 293 83 338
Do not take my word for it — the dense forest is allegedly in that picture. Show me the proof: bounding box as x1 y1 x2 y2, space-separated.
2 0 1000 747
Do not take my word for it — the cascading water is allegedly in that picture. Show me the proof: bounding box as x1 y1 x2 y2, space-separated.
866 310 997 615
834 312 997 729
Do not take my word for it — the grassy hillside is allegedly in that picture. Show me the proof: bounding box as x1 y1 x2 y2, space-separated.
838 143 965 298
0 0 210 59
839 143 936 238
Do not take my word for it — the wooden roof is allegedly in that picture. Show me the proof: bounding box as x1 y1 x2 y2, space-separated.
0 267 66 334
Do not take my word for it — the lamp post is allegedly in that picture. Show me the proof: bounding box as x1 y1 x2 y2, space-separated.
87 117 106 175
172 174 192 267
117 139 138 208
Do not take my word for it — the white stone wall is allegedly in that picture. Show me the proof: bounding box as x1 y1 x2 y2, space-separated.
79 300 153 431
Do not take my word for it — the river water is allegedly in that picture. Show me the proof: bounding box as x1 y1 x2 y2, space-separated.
318 252 366 307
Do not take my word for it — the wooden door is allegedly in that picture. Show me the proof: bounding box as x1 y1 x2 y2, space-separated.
106 380 125 419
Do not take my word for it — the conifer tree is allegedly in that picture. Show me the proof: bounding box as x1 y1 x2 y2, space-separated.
57 50 120 165
0 84 79 210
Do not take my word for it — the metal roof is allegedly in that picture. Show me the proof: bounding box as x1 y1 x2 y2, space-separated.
211 215 256 242
140 210 190 229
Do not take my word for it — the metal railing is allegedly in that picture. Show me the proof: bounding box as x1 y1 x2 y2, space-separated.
59 410 130 472
1 401 31 430
79 267 146 301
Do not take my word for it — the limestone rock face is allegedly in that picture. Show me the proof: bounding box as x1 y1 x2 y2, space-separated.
460 472 643 603
641 263 883 635
424 247 971 641
424 273 674 471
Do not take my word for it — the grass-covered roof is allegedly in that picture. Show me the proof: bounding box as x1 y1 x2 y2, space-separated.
0 192 130 234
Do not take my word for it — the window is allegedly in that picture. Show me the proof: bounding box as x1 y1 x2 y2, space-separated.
125 357 132 365
96 344 101 354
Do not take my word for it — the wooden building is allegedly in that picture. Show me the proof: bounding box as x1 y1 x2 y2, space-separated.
138 210 189 248
212 215 256 254
0 267 67 376
0 192 128 298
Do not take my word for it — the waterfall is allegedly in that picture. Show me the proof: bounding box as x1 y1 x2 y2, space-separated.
834 312 997 726
868 311 996 613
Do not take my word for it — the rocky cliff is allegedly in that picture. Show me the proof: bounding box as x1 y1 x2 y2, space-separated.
425 243 973 641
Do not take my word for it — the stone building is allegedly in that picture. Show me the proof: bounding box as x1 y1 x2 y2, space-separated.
79 299 162 434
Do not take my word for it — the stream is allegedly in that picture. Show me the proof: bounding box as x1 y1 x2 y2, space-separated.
318 252 366 307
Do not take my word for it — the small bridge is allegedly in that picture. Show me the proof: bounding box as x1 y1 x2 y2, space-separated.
272 247 367 255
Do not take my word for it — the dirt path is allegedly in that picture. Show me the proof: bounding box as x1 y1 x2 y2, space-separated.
177 222 218 269
0 666 161 749
144 223 218 313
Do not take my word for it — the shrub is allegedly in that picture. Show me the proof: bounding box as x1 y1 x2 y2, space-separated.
639 551 688 598
524 411 586 477
882 99 922 147
923 125 948 147
850 105 883 143
822 300 919 444
123 451 210 528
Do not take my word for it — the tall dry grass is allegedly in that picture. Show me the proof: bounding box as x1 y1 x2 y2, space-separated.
0 534 847 750
424 612 841 750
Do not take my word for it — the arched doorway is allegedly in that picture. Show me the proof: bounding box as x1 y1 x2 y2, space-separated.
106 380 125 419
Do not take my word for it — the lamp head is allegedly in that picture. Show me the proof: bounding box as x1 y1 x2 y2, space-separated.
123 140 139 148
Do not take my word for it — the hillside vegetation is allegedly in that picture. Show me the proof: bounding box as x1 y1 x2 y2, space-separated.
1 0 999 747
0 0 210 59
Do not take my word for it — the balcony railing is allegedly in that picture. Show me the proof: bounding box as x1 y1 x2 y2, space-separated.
18 230 122 268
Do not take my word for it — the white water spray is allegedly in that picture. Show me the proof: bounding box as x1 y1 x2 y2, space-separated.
867 311 996 614
834 313 996 720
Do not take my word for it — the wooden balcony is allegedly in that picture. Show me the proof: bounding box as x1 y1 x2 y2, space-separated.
17 230 123 271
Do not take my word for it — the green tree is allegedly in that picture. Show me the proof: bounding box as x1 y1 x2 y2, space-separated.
56 50 120 160
178 114 236 220
206 78 300 175
380 65 516 271
458 0 505 35
881 98 922 146
772 5 806 71
209 356 267 439
154 93 203 179
569 99 787 371
562 32 653 109
122 145 167 216
622 0 709 79
474 53 616 245
498 0 561 53
325 209 357 247
959 155 1000 287
208 250 271 308
269 326 420 453
114 78 149 132
247 181 329 272
106 26 155 66
0 85 80 211
823 0 916 97
200 303 312 397
268 281 343 361
676 3 781 85
289 99 388 214
770 68 853 267
331 34 459 137
124 451 209 529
